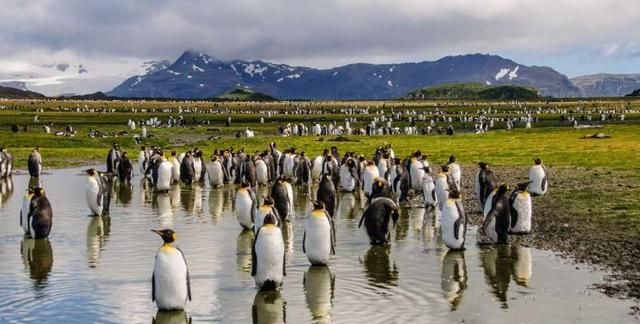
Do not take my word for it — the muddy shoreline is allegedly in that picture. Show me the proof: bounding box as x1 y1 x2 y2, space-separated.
456 164 640 315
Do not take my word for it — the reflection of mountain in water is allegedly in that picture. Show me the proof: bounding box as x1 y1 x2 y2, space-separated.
480 245 533 308
441 250 467 311
21 238 53 289
304 265 335 323
252 290 286 324
362 245 398 288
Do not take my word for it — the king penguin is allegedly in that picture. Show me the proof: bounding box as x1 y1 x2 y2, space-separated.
169 151 181 184
255 157 269 186
441 189 466 250
358 197 399 245
252 213 286 290
362 160 379 197
24 187 53 239
85 168 104 216
316 174 336 217
509 181 533 234
117 151 134 183
422 167 438 209
180 152 195 184
434 165 451 211
157 155 173 192
235 181 257 230
483 184 511 244
271 177 292 222
151 229 191 310
409 153 427 192
207 156 224 188
338 158 358 192
28 147 42 177
255 196 281 233
20 188 35 235
303 201 335 265
529 158 548 196
447 155 461 191
476 162 497 206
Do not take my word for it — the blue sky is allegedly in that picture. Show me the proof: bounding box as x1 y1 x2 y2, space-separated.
1 0 638 94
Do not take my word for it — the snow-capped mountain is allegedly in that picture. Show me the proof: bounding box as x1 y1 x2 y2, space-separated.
109 50 581 99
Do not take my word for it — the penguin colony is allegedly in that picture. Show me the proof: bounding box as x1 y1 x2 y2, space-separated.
4 143 548 312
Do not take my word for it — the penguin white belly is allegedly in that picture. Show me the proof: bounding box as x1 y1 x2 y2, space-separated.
193 159 203 182
377 162 388 181
207 162 224 187
304 215 331 265
153 247 189 310
484 217 498 243
283 156 295 178
422 176 437 208
170 159 181 183
389 168 398 191
235 190 254 230
482 191 497 221
339 166 355 192
138 153 146 174
284 182 294 215
529 166 547 195
450 164 461 189
255 160 269 185
441 200 465 249
434 175 449 211
511 193 532 233
410 162 425 191
21 193 33 234
362 167 379 196
86 177 103 216
311 156 324 181
157 162 173 191
254 226 285 288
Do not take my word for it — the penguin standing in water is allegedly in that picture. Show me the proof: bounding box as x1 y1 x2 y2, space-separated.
529 158 548 196
117 152 134 183
422 167 438 209
303 201 335 265
139 146 149 176
447 155 461 191
180 152 196 184
235 182 257 230
242 156 257 187
20 189 35 235
435 165 452 211
483 184 511 244
99 172 115 213
207 156 224 188
271 177 292 222
362 160 379 197
311 155 324 182
106 143 121 174
255 157 269 186
316 175 336 217
476 162 497 206
252 213 286 290
0 147 14 178
510 181 533 234
169 151 181 184
358 197 399 245
409 153 427 192
441 190 466 250
85 169 104 216
369 177 393 204
193 149 205 182
157 155 173 192
391 158 410 202
151 229 191 310
255 196 281 233
25 187 53 239
28 147 42 177
338 158 358 192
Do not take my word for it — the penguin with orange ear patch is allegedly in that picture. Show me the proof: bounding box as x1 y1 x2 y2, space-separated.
151 229 191 310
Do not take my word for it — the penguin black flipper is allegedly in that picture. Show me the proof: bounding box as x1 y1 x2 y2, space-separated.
249 188 257 223
302 231 306 254
271 207 282 226
541 165 548 192
151 271 156 302
282 250 287 277
358 208 370 228
509 190 519 229
176 247 192 301
453 200 465 241
251 228 260 276
96 174 103 207
326 210 336 255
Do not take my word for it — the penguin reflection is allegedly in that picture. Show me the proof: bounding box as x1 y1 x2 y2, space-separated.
87 214 111 268
282 221 294 264
362 245 398 288
409 207 425 240
394 207 410 242
337 192 356 221
141 178 153 205
511 245 532 287
0 176 14 206
252 290 286 324
28 176 42 190
180 183 203 215
154 191 174 228
304 265 335 323
152 310 192 324
20 237 53 289
480 245 513 308
209 188 224 222
237 229 255 275
440 250 467 311
116 181 133 205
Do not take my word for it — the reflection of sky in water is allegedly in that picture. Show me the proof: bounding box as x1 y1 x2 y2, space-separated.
0 167 636 324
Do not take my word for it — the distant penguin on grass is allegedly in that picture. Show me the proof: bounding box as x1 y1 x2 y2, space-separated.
28 147 42 177
21 187 52 239
255 196 281 233
316 174 336 217
252 213 286 290
483 184 511 244
529 158 548 196
303 201 335 265
151 229 191 311
235 182 257 230
85 168 104 216
510 181 533 234
441 189 466 250
476 162 497 206
359 197 399 245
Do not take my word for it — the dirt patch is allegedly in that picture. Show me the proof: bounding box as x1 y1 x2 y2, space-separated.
458 164 640 314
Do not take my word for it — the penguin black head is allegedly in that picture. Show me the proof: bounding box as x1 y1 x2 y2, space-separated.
33 187 45 196
34 146 40 152
441 165 449 173
152 229 176 244
478 162 488 169
516 181 533 191
171 150 177 157
534 158 543 165
263 196 274 206
122 151 128 158
263 213 277 226
448 189 461 199
141 146 146 150
347 159 356 168
86 168 97 176
375 177 386 188
366 160 375 166
241 181 250 188
394 158 401 165
496 184 510 196
358 156 365 162
313 200 325 210
423 166 432 173
415 150 422 157
448 155 457 163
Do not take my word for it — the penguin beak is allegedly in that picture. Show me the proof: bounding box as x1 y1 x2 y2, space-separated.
151 229 162 236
